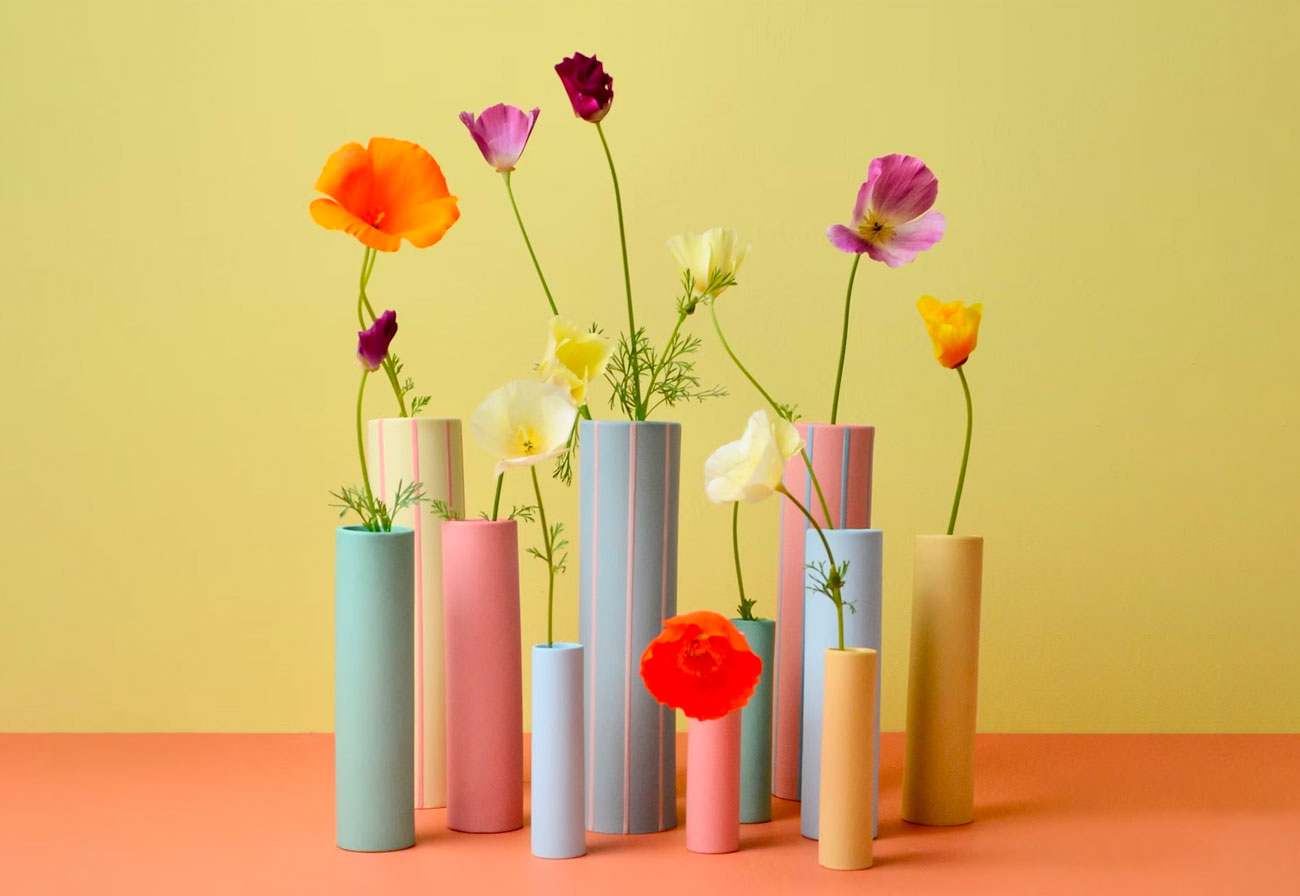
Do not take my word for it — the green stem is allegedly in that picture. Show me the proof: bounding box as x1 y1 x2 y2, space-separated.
355 369 378 529
709 300 835 524
595 121 641 418
732 503 750 620
642 310 688 403
503 171 559 316
829 254 862 425
491 473 504 521
778 484 846 650
355 247 408 417
947 365 974 536
531 467 555 648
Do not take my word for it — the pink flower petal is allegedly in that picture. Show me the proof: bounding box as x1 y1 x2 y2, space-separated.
864 210 946 267
827 224 871 254
460 104 540 172
851 157 883 228
868 154 938 225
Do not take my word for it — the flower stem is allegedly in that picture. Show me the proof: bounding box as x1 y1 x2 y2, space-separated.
947 365 974 536
355 247 408 417
491 473 504 521
732 503 751 620
708 299 835 525
355 369 378 529
531 467 555 648
829 254 862 425
502 171 558 316
642 310 688 402
777 484 845 649
595 121 641 418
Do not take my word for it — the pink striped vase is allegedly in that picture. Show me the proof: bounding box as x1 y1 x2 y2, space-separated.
367 417 465 810
772 423 874 800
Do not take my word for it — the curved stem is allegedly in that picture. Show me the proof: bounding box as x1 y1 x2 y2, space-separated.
503 172 559 316
531 467 555 648
709 300 835 523
595 121 641 417
491 473 504 521
778 484 846 650
643 310 687 403
947 366 974 535
355 370 377 529
732 503 750 620
355 248 408 416
829 254 862 425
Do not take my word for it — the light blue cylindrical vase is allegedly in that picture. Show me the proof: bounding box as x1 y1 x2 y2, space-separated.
578 420 680 834
531 643 586 859
732 618 775 824
799 528 882 841
334 525 415 852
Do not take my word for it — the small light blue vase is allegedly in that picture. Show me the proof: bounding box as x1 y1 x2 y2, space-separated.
732 617 775 824
335 525 415 852
531 643 586 859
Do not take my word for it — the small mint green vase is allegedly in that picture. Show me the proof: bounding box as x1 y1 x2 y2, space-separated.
732 617 775 823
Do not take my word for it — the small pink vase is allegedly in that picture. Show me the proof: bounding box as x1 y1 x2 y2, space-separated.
441 519 523 833
686 712 742 854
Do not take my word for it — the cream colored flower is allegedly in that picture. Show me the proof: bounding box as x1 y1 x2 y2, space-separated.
704 410 804 503
667 227 750 300
538 316 613 404
471 380 579 477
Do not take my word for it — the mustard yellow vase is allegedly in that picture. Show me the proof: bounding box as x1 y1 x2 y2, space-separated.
902 535 984 826
818 648 876 871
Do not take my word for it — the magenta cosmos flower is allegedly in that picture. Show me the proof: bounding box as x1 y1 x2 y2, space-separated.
459 104 541 172
827 154 946 267
357 310 397 370
555 52 613 123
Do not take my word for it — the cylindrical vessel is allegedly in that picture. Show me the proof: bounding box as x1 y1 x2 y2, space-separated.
334 526 415 852
731 618 774 824
773 423 874 799
531 643 586 859
800 528 882 840
819 648 877 871
902 535 984 826
578 420 680 834
367 417 464 810
442 519 523 833
686 712 742 854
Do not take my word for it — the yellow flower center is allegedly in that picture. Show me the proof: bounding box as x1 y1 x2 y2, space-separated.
856 213 894 245
511 424 543 456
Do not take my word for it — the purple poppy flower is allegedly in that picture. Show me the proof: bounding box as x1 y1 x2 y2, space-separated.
827 154 946 267
357 310 397 371
555 52 614 123
459 104 541 172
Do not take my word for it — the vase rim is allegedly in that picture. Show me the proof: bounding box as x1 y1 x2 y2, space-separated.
578 419 681 430
337 525 414 536
441 517 517 528
729 616 774 626
915 533 983 542
825 646 878 657
532 641 583 651
814 527 882 537
795 421 875 431
369 416 461 425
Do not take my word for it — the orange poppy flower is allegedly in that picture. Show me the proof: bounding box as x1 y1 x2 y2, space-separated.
309 137 460 252
640 611 762 721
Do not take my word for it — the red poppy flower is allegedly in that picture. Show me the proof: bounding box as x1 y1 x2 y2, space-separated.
309 137 460 253
640 611 762 721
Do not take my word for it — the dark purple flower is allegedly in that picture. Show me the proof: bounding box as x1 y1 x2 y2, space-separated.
357 310 397 371
555 52 614 123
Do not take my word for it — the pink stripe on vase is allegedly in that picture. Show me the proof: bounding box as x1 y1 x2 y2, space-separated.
409 419 425 808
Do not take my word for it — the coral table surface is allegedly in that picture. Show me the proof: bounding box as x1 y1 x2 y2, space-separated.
1 732 1296 894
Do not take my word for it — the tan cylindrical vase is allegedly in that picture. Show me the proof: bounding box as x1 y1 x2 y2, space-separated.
902 535 983 826
819 648 876 871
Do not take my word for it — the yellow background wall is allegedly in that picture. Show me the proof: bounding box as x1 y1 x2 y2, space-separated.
2 0 1297 733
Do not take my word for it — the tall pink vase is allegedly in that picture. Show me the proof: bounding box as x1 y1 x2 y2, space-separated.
686 712 742 854
441 519 523 833
772 423 874 800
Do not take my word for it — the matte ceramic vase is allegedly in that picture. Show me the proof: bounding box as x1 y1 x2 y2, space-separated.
578 420 680 834
773 423 874 799
800 528 882 840
367 417 465 809
902 535 984 826
442 519 523 833
334 526 415 852
531 643 586 859
819 648 877 871
731 618 774 823
686 712 742 854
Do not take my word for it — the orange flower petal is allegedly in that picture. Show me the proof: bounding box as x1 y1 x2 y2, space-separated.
367 137 452 224
384 196 461 248
313 142 374 219
639 611 762 721
309 198 400 253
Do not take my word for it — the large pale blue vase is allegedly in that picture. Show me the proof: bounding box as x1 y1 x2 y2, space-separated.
531 643 586 859
578 420 680 834
335 525 415 852
732 617 775 824
799 528 882 841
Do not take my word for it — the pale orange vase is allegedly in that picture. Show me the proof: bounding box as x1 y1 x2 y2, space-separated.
902 535 984 826
818 648 876 871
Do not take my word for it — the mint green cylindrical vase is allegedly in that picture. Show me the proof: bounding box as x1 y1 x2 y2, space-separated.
335 525 415 852
732 618 775 824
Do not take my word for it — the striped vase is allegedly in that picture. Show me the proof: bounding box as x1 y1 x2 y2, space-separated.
577 420 680 834
773 423 874 800
367 417 465 810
